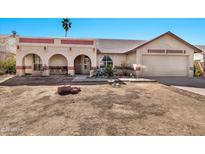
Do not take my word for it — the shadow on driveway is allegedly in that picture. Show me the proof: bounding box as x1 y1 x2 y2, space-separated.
148 77 205 88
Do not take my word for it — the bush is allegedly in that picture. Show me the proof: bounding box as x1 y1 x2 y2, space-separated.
0 58 16 74
114 65 136 77
105 64 114 77
194 63 202 77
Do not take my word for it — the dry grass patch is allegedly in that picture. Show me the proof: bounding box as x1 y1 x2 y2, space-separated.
0 82 205 135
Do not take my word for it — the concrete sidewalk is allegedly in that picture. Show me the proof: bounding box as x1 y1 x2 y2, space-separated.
173 86 205 96
150 77 205 96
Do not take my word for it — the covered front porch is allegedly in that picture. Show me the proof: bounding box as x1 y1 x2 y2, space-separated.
16 52 96 77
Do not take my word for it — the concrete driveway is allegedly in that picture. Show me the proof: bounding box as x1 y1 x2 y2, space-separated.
149 77 205 96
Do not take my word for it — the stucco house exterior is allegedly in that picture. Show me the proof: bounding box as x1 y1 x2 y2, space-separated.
15 31 203 77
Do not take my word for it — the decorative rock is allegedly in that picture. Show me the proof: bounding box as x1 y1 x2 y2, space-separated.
70 89 79 94
57 86 81 95
112 82 121 88
107 79 115 85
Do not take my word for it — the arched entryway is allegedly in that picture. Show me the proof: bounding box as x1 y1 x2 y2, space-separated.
74 55 91 74
49 54 68 75
23 53 43 75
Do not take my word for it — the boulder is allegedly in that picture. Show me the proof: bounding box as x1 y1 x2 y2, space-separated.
70 88 79 94
57 86 81 95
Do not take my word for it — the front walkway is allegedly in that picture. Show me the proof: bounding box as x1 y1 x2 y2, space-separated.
71 75 156 85
71 75 109 84
72 75 87 81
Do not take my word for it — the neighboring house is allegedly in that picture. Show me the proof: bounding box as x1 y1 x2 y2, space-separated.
194 45 205 71
0 34 17 60
15 31 203 77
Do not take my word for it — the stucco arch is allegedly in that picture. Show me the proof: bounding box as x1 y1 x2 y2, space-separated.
47 53 68 63
19 46 46 65
22 52 42 62
22 53 43 75
48 54 68 75
74 54 92 74
73 54 92 64
68 50 96 66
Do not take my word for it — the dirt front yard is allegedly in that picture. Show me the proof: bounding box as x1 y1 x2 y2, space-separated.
0 82 205 135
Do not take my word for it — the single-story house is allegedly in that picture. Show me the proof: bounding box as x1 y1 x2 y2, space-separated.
15 31 204 77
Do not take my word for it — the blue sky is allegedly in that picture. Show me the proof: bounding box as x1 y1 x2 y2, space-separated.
0 18 205 45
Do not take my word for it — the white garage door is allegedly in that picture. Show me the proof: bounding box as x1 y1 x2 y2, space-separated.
142 55 188 76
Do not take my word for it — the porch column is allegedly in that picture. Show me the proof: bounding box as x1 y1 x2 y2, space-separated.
68 66 74 76
67 54 74 76
91 48 97 70
42 58 49 76
16 66 25 76
16 54 25 76
42 65 49 76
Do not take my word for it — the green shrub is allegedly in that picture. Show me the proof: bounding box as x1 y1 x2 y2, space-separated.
0 58 16 74
194 64 202 77
105 64 114 77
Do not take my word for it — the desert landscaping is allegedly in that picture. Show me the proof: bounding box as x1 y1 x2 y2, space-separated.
0 80 205 136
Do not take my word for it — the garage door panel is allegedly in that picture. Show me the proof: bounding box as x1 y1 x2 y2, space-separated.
142 55 188 76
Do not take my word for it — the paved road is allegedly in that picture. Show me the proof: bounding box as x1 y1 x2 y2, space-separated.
149 77 205 96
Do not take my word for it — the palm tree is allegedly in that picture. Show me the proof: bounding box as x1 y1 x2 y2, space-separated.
62 18 72 37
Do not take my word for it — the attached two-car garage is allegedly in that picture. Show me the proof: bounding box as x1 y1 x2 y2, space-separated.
142 55 189 77
132 32 202 77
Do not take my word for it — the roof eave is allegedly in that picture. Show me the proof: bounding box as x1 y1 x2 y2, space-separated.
125 31 203 54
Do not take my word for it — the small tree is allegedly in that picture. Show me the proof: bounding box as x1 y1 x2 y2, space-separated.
61 18 72 37
105 64 114 77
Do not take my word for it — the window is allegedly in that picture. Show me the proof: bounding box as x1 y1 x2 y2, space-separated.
166 50 183 54
148 49 165 53
100 56 113 68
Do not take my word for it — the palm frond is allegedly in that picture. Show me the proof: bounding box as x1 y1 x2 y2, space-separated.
61 18 72 37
